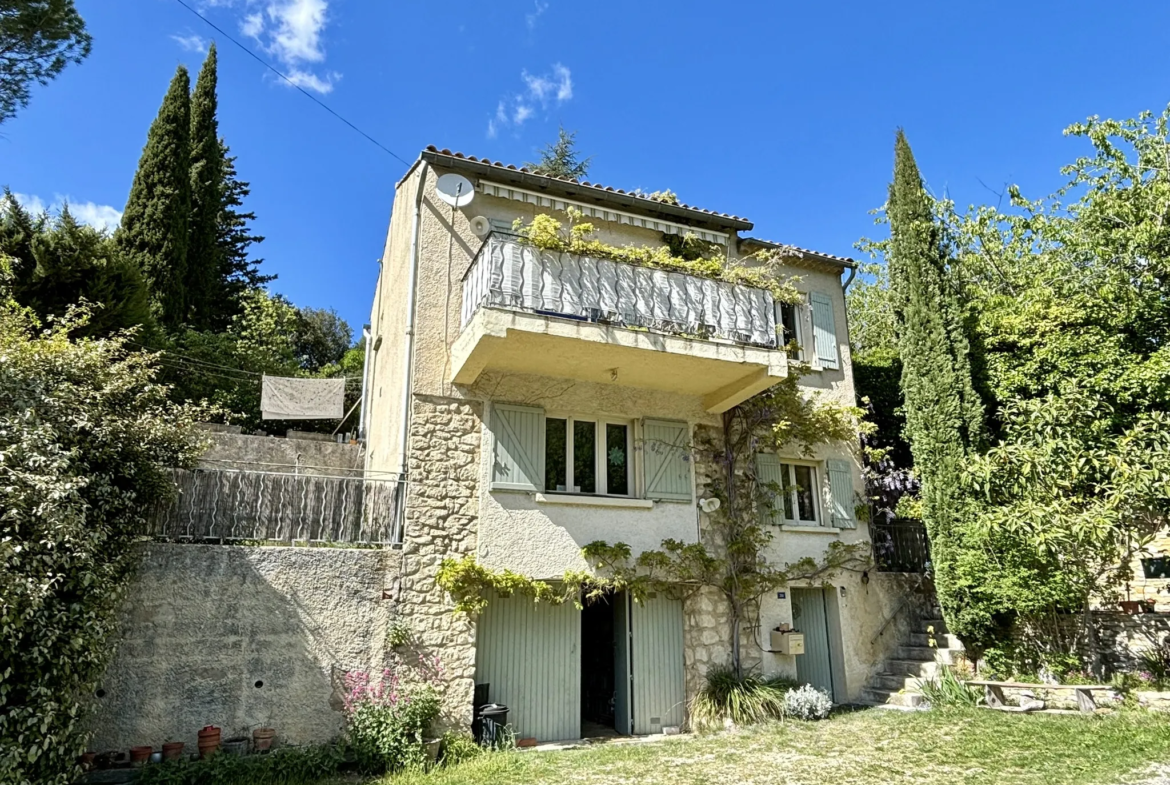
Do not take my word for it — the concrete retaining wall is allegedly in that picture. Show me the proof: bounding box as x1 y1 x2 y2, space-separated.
86 543 399 752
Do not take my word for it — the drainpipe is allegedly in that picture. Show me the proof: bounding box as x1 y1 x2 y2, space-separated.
393 163 429 540
842 264 857 292
358 324 372 440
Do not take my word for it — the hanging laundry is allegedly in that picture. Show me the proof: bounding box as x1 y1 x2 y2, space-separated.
261 375 346 420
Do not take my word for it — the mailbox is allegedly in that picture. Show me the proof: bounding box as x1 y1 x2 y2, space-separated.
770 630 805 655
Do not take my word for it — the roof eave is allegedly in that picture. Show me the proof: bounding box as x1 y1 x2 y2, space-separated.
740 237 857 269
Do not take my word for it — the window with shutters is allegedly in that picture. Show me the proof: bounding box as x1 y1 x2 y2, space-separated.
809 291 840 370
777 302 803 361
758 455 821 526
544 416 632 497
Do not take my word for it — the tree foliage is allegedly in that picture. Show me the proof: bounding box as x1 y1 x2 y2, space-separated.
0 0 91 124
186 42 223 331
0 257 204 784
524 126 591 180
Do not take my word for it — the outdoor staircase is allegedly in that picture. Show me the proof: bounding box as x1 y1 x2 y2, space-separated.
860 615 965 709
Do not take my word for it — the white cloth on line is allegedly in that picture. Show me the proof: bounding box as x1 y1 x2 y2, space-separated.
261 375 346 420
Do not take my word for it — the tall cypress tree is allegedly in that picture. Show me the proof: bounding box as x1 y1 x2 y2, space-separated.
887 130 985 639
186 43 222 331
215 142 271 320
116 65 192 330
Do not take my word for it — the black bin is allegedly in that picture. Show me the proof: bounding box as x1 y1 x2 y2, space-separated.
473 703 509 747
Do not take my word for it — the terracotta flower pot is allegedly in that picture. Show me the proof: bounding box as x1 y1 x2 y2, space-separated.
1120 600 1144 615
129 746 153 766
252 728 276 752
197 726 221 758
162 742 185 761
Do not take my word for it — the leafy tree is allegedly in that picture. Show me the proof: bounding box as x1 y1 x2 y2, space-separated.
0 255 203 784
0 0 91 124
0 195 152 336
116 65 192 330
525 126 591 180
294 305 352 371
186 42 223 331
212 143 271 325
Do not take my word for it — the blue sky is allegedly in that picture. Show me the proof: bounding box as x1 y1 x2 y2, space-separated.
4 0 1169 333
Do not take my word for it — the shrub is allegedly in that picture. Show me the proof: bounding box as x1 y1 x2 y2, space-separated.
438 732 481 767
783 684 833 721
688 665 791 732
342 667 442 773
137 744 344 785
917 665 983 708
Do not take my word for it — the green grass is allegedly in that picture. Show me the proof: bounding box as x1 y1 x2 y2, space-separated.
357 707 1170 785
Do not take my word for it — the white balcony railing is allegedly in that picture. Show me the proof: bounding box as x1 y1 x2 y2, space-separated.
462 233 778 347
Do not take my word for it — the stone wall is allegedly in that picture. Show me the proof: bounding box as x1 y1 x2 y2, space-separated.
86 543 400 752
198 431 365 476
1125 529 1170 612
395 395 483 731
1097 612 1170 673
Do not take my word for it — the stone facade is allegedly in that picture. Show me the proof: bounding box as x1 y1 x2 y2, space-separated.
86 543 400 752
395 395 482 730
1125 530 1170 612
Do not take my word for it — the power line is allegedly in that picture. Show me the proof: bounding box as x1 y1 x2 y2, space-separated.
171 0 411 167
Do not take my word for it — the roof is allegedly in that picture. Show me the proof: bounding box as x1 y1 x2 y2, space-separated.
416 147 754 233
740 237 857 269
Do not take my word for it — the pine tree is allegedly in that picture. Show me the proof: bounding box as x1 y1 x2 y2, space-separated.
215 142 271 322
116 65 192 330
525 126 591 179
886 129 985 638
186 43 222 331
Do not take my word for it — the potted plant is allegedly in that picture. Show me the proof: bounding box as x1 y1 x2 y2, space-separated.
162 741 185 761
197 725 221 758
1121 599 1144 614
129 746 153 766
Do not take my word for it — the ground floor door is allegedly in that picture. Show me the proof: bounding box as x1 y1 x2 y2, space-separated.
475 592 581 741
629 593 686 734
792 586 837 701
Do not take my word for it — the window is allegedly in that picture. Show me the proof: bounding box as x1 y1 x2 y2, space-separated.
1142 557 1170 580
766 461 819 525
544 416 632 496
778 302 802 359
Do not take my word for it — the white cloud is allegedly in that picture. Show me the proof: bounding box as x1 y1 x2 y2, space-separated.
171 33 208 53
12 193 123 233
526 0 548 31
213 0 338 94
486 63 573 138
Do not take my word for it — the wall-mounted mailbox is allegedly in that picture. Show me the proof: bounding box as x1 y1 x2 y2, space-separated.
770 630 805 655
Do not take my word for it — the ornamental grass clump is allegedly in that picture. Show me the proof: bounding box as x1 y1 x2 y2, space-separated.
689 665 796 732
917 665 983 709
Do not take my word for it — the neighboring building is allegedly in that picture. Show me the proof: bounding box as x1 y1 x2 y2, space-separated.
364 147 914 741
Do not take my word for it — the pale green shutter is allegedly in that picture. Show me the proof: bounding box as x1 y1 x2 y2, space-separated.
827 459 856 528
809 292 839 370
643 419 691 502
755 453 786 526
490 403 544 491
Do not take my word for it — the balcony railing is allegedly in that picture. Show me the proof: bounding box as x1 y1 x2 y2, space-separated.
871 520 932 574
145 468 402 545
462 233 779 348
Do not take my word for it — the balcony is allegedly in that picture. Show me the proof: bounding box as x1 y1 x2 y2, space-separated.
453 233 787 412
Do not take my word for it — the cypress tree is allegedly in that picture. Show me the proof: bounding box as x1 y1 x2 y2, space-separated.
215 142 271 322
116 65 191 330
187 43 222 330
886 130 985 639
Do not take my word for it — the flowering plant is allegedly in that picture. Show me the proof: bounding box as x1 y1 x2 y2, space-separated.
342 653 445 772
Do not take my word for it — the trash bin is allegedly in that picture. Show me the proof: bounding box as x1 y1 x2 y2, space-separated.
473 703 509 747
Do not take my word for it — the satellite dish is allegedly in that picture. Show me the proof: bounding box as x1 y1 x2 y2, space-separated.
436 173 475 207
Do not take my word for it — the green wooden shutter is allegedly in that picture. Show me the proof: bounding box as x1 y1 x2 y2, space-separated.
490 403 544 491
809 292 839 370
643 419 691 502
755 453 785 526
827 459 856 529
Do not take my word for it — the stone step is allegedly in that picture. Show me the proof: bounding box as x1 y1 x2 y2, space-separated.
898 645 959 664
918 618 949 633
860 688 925 708
875 672 928 692
884 659 941 678
908 632 962 650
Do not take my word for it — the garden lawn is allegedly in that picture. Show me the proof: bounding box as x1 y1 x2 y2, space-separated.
377 707 1170 785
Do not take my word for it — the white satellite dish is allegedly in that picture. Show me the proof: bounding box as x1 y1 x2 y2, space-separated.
435 173 475 207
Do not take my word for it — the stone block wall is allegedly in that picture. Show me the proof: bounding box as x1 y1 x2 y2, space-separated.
395 395 483 731
1125 530 1170 612
198 431 365 476
86 543 400 752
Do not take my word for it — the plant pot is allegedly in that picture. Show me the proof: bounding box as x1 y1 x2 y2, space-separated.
78 751 96 771
423 737 441 763
162 742 185 761
1141 600 1158 614
221 738 248 757
252 728 276 752
197 725 221 758
129 746 153 766
1120 600 1144 615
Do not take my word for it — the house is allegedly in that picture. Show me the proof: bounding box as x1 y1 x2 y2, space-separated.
363 147 913 741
